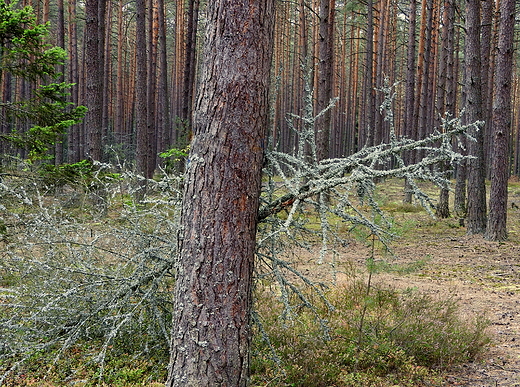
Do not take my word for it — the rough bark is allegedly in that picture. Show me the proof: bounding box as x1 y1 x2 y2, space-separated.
166 0 275 385
54 0 65 165
464 0 487 234
156 0 170 152
181 0 200 136
135 0 149 177
84 0 105 161
480 0 493 178
361 0 375 147
114 0 125 146
485 0 514 241
67 0 80 162
315 0 335 162
435 0 455 219
146 0 158 177
403 0 417 204
416 0 434 160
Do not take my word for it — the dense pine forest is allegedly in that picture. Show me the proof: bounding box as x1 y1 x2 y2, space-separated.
1 0 519 175
2 1 520 385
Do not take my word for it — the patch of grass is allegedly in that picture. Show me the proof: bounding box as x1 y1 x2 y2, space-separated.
366 257 430 275
384 201 425 214
251 281 490 387
1 340 168 387
390 291 490 367
0 270 19 287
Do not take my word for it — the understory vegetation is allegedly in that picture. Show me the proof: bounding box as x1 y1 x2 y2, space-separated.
252 281 489 387
0 158 492 386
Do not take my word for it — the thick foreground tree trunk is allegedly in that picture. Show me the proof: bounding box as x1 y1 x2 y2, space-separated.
166 1 275 386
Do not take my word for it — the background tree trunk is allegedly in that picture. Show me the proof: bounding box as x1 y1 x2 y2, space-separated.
146 0 158 177
403 0 417 204
485 0 514 241
464 0 487 234
54 0 65 165
114 0 125 148
156 0 170 153
135 0 149 177
315 0 335 162
435 0 454 219
166 0 275 385
181 0 200 140
415 0 434 160
360 0 375 147
480 0 494 178
67 0 80 162
84 0 106 161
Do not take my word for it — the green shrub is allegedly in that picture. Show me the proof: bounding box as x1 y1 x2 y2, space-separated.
390 293 490 367
251 281 490 387
39 160 121 189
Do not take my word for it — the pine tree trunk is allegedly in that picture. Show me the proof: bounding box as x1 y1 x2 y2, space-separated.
101 0 111 153
480 0 494 178
114 0 125 147
54 0 65 165
181 0 200 136
172 0 186 146
403 0 417 204
67 0 80 162
361 0 375 147
485 0 514 241
156 0 170 153
146 0 158 178
464 0 487 234
435 0 454 218
84 0 105 161
315 0 335 162
416 0 433 159
135 0 148 178
166 0 275 385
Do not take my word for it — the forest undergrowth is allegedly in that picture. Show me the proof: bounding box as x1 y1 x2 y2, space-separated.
1 162 515 386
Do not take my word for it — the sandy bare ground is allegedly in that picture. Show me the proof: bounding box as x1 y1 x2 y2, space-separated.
330 214 520 386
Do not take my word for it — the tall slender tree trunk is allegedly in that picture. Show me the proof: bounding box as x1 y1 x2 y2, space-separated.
114 0 125 147
156 0 170 153
464 0 487 234
373 0 390 146
166 0 275 385
84 0 106 161
480 0 493 178
54 0 65 165
361 0 375 147
67 0 80 162
315 0 335 162
146 0 158 177
416 0 433 160
172 0 185 145
435 0 454 218
181 0 200 138
412 0 428 146
135 0 149 177
101 0 112 151
403 0 417 203
453 20 466 220
485 0 514 241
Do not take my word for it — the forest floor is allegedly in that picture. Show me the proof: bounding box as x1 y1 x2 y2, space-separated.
319 196 520 386
358 229 520 386
390 231 520 387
